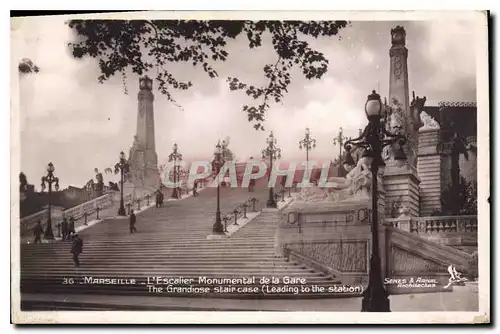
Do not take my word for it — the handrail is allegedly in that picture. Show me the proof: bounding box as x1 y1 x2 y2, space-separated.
221 197 258 233
20 193 115 236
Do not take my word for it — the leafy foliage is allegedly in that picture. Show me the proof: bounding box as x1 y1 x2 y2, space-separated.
440 176 477 215
19 172 28 193
67 20 348 130
18 58 40 74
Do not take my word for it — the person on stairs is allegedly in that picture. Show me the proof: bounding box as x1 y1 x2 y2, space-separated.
70 234 83 267
156 190 162 208
68 217 76 238
129 209 137 233
193 180 199 197
248 179 255 192
61 217 68 241
33 221 44 244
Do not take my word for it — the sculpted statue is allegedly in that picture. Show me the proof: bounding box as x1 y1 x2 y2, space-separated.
398 204 411 217
326 156 373 202
410 91 427 131
296 182 329 202
419 111 440 131
296 156 374 203
129 135 142 160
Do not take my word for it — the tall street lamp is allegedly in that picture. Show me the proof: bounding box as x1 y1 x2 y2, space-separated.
212 140 227 234
299 127 316 165
40 162 59 239
169 143 183 199
262 131 282 208
333 127 350 165
343 90 407 312
114 151 130 216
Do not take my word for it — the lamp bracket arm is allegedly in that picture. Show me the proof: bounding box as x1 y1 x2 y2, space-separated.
344 138 369 150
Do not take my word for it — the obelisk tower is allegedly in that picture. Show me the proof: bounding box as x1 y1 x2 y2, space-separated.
389 26 410 122
387 25 419 167
128 75 160 190
384 26 420 217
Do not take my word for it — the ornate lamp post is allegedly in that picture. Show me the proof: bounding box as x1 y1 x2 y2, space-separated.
169 143 183 199
333 127 350 166
343 90 407 312
262 131 282 208
114 151 130 216
299 127 316 165
212 140 226 234
40 162 59 239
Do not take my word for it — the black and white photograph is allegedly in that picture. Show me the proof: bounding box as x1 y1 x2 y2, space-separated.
11 10 489 324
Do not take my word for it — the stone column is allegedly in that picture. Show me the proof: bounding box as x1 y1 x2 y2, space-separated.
417 128 442 216
383 164 420 217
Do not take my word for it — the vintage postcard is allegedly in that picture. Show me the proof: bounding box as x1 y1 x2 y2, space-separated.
11 10 489 324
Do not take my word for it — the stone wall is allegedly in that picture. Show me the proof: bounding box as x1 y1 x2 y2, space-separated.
277 201 384 286
417 129 442 216
275 204 474 289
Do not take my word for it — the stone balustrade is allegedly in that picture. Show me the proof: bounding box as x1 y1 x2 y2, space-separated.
20 209 49 233
63 193 114 220
385 215 478 254
385 215 477 234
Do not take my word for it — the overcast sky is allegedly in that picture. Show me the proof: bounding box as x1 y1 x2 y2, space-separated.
13 16 478 189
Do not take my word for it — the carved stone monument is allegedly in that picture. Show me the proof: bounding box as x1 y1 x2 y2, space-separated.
128 76 160 191
384 26 421 217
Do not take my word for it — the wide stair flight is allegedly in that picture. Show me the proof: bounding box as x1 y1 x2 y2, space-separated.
21 186 346 302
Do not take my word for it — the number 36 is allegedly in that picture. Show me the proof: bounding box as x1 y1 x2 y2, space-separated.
62 278 75 284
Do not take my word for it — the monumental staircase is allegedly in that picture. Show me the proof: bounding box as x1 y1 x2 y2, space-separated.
20 185 349 308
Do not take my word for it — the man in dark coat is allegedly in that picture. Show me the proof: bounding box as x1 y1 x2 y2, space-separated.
70 234 83 267
248 179 256 192
68 217 76 237
193 180 199 197
129 209 137 233
33 221 44 244
156 190 163 208
61 217 68 241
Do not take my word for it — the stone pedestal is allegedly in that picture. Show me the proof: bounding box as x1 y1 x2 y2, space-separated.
417 129 442 216
383 163 420 217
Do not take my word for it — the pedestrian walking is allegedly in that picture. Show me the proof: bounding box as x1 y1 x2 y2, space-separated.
61 217 69 241
193 180 199 197
70 234 83 267
68 217 76 238
129 210 137 233
248 179 256 192
156 190 161 208
33 221 44 244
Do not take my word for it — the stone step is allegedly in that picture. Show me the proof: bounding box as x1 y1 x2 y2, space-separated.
21 259 292 267
22 242 276 250
22 245 276 252
20 188 338 300
21 270 323 277
21 264 307 272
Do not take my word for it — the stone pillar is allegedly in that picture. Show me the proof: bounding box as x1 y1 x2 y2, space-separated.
383 165 420 217
417 128 442 216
